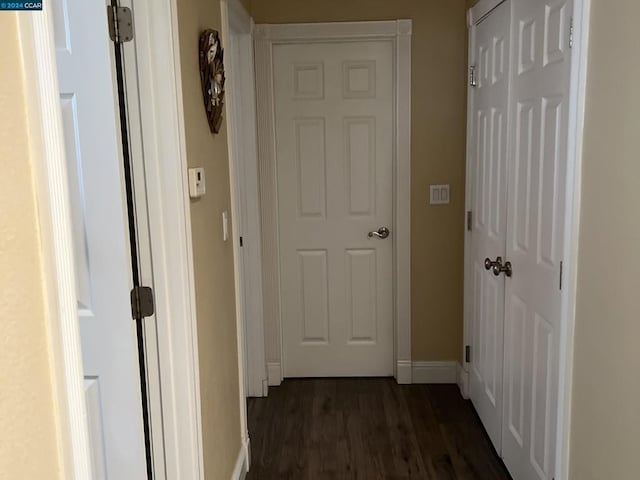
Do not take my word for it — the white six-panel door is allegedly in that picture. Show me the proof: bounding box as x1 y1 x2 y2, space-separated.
502 1 572 478
53 1 147 478
273 41 394 377
468 0 511 451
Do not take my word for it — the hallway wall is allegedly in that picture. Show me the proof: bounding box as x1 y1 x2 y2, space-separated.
569 0 640 478
0 13 63 480
175 0 248 478
250 0 470 363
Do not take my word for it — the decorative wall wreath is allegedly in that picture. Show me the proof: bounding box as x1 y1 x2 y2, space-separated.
199 29 225 134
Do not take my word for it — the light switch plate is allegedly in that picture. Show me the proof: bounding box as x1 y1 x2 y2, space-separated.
188 167 206 198
429 184 450 205
222 211 229 242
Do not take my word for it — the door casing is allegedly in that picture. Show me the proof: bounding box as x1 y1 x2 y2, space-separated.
462 0 592 479
19 1 206 478
254 20 413 385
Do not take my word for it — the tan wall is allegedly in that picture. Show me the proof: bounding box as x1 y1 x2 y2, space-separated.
569 1 640 478
0 13 62 480
250 0 469 361
175 1 243 478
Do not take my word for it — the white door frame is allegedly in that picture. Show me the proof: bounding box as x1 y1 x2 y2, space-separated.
19 1 205 478
254 20 413 385
221 0 269 401
463 1 592 479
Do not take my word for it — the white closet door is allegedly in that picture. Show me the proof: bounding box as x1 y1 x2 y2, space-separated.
502 0 572 479
468 0 511 451
54 1 147 478
273 41 394 377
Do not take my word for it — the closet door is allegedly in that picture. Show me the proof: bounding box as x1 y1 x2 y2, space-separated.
502 0 573 479
467 0 511 452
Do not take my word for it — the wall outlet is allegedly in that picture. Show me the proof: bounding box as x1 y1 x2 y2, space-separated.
429 184 450 205
188 167 206 198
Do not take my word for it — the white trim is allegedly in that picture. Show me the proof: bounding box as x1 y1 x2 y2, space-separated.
254 20 412 384
220 0 253 470
411 362 458 384
396 360 413 385
22 0 206 478
394 19 413 384
461 2 478 383
267 362 283 387
457 363 470 399
556 0 591 479
222 0 268 401
128 1 205 477
231 439 249 480
18 11 92 480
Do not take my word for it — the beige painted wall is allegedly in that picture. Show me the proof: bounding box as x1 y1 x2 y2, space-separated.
175 0 244 478
0 13 62 480
250 0 469 361
569 1 640 478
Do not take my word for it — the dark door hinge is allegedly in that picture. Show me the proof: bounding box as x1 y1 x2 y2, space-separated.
559 261 564 290
465 345 471 363
240 236 244 247
469 66 477 87
467 211 473 232
130 286 154 320
107 6 134 44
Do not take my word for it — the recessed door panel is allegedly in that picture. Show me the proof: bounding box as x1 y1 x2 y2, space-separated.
295 118 327 218
346 249 377 343
298 250 330 344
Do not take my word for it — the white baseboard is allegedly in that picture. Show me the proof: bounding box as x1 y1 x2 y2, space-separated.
411 361 458 384
457 363 470 398
267 362 282 386
267 360 464 387
231 438 249 480
396 360 413 384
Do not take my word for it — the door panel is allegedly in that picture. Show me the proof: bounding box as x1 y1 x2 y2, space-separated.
502 1 572 479
274 41 394 377
54 1 147 478
468 0 511 451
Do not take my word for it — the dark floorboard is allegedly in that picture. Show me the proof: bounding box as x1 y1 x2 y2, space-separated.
246 379 512 480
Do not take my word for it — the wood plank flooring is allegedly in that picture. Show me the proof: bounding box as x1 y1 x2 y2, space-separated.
246 379 512 480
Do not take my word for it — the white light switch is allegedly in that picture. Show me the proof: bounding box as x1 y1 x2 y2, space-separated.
429 184 450 205
188 167 206 198
222 211 229 242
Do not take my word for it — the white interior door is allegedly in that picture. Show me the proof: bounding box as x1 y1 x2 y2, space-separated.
274 41 394 377
501 1 572 479
468 0 511 451
54 1 148 478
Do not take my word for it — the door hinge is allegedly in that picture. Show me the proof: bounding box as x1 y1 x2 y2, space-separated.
569 17 574 48
107 5 134 44
469 66 477 87
130 286 154 320
559 261 564 290
467 211 473 232
239 236 244 247
465 345 471 363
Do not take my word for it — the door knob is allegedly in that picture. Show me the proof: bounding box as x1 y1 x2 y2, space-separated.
368 227 390 239
484 256 512 277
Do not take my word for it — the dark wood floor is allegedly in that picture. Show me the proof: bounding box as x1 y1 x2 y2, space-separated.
246 379 512 480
